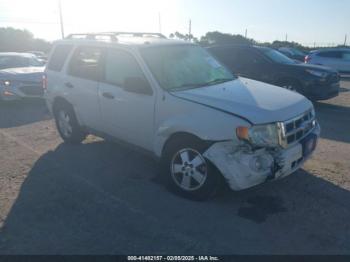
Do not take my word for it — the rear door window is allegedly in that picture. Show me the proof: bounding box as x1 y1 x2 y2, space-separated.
210 47 240 70
317 51 342 59
237 49 264 66
68 46 103 81
47 44 73 71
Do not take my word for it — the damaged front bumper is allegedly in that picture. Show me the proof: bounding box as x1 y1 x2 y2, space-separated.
204 123 321 191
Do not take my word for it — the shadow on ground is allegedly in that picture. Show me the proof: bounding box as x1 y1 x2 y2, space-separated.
0 99 50 128
0 140 349 254
314 102 350 144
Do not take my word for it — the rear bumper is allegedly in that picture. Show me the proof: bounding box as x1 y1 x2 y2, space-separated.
204 123 321 191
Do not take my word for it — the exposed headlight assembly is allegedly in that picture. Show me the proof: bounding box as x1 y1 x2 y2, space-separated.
236 123 280 148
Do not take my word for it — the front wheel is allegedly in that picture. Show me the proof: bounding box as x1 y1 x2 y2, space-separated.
161 137 222 200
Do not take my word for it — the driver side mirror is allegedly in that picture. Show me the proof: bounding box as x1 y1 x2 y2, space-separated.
123 77 153 96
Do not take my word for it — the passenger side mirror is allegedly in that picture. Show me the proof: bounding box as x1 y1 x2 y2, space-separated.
123 77 153 95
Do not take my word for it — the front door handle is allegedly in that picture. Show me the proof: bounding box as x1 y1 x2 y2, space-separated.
65 82 74 88
102 92 115 99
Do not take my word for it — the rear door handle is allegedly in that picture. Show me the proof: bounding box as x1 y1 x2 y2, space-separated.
102 92 115 99
65 82 74 88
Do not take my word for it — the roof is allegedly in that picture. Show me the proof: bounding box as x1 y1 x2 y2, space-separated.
312 48 350 53
55 32 191 48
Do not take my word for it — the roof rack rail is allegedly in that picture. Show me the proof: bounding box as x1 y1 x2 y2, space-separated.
65 33 118 41
106 32 167 39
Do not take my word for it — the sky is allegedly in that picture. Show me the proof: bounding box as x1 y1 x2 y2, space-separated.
0 0 349 46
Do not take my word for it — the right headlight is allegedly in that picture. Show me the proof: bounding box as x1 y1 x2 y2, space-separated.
236 123 280 148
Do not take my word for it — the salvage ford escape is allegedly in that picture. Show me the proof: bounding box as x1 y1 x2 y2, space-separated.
45 32 320 200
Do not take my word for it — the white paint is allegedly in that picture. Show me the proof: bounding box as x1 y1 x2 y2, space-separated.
45 39 319 191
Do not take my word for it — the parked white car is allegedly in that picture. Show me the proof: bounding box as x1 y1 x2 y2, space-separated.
44 32 320 200
305 48 350 74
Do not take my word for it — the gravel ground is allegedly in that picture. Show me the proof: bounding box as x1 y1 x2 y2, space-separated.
0 81 349 254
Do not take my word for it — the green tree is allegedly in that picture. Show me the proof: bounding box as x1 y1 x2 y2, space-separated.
0 27 51 53
198 31 255 46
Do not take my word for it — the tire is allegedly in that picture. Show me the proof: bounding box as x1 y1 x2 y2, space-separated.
54 103 86 144
161 136 222 201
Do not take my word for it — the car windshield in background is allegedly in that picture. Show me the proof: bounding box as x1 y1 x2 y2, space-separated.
0 55 43 70
262 49 296 65
290 48 305 56
141 45 235 91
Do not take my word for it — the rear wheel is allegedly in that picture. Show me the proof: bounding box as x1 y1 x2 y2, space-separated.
161 137 222 200
54 103 86 144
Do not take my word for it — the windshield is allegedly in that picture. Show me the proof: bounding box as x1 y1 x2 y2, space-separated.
140 45 235 91
262 49 296 65
0 55 43 70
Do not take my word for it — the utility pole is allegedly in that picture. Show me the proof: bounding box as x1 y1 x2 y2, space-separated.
158 12 162 34
58 0 65 39
188 19 192 41
344 34 348 46
245 29 247 38
285 34 288 42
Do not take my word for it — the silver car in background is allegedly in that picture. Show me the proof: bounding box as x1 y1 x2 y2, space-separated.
305 48 350 74
0 52 45 101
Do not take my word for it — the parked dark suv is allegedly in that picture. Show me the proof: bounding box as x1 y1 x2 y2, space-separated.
207 45 340 101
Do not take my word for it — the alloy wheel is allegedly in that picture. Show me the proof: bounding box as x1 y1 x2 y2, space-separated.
170 148 208 191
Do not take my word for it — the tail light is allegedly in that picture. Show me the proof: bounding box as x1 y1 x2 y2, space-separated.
42 74 47 92
305 55 311 63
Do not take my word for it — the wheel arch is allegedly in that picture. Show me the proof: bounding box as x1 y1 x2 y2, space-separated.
160 132 206 158
52 96 83 126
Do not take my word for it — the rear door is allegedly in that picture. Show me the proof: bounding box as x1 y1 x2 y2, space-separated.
235 49 270 82
64 45 103 130
98 48 156 150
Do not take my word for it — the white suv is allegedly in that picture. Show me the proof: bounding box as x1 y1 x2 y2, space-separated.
45 32 320 200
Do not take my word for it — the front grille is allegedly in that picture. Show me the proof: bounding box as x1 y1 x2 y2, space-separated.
280 110 316 147
19 85 44 96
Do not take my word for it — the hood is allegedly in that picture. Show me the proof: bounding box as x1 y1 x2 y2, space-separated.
0 66 44 82
171 77 313 125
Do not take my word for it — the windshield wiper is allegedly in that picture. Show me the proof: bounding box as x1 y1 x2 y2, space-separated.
203 78 235 86
170 83 207 91
170 78 234 91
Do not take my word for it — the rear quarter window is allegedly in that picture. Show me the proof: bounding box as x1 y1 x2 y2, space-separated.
47 44 73 71
316 51 342 59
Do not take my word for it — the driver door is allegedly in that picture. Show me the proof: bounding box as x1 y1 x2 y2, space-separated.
98 48 156 151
